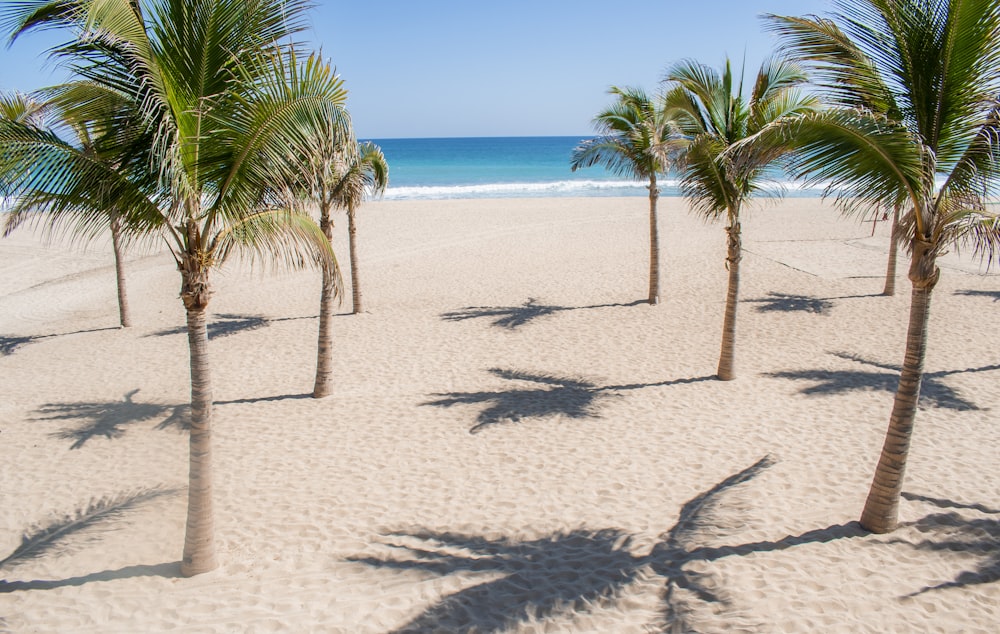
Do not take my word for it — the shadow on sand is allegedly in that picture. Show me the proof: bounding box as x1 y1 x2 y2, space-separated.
895 493 1000 596
744 292 881 315
954 289 1000 302
1 327 119 356
765 352 999 411
0 487 180 591
36 389 190 449
36 389 322 449
147 313 313 340
349 456 869 632
423 368 714 434
441 298 646 331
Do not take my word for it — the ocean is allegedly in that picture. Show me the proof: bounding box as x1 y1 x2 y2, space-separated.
366 136 825 201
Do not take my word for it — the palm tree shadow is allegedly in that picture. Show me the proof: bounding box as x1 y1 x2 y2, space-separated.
891 493 1000 596
0 562 182 593
422 368 713 434
349 456 869 632
441 298 645 331
765 352 999 410
955 289 1000 302
744 292 881 315
35 389 188 448
146 313 266 340
0 487 180 575
214 393 313 406
1 327 119 356
745 292 834 314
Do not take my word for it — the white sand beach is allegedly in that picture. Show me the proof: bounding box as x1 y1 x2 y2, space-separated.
1 197 998 632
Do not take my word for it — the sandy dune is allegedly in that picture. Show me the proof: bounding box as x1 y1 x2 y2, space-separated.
1 197 998 632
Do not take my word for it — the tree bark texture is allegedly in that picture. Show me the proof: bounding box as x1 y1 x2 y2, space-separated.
882 205 901 296
716 222 741 381
110 215 132 327
313 205 336 398
647 178 661 305
860 237 939 533
179 268 217 576
348 204 362 314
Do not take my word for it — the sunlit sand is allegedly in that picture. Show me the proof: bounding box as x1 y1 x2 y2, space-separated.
1 197 997 632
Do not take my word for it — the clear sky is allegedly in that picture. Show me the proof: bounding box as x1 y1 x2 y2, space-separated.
1 0 832 138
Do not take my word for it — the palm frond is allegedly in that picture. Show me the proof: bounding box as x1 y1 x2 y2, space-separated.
937 205 1000 269
1 0 86 45
0 487 178 569
763 12 899 115
780 108 924 215
0 90 47 126
211 207 340 276
1 102 165 242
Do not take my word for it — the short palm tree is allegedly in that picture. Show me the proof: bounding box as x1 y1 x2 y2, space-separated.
883 203 902 296
5 0 348 574
663 58 819 379
342 141 389 316
767 0 1000 533
1 83 150 327
571 86 678 305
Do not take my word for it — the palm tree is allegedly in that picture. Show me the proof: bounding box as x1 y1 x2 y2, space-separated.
290 114 387 397
342 141 389 316
662 58 819 380
5 0 348 574
1 84 148 327
767 0 1000 533
883 203 902 296
571 86 678 305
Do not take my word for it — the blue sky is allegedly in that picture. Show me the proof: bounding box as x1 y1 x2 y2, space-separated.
1 0 831 138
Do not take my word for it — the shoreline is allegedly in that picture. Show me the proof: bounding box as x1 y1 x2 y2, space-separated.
1 197 997 632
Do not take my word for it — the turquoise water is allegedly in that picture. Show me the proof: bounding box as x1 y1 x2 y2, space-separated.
367 136 825 200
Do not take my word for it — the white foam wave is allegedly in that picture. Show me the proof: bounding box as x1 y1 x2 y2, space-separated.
384 179 675 200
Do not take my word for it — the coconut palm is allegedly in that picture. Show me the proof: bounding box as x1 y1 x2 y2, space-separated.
341 141 388 316
767 0 1000 533
883 203 902 296
1 83 150 327
662 58 819 379
5 0 348 574
571 86 678 305
294 124 387 396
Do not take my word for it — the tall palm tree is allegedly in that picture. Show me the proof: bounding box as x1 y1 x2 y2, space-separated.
1 84 148 327
4 0 348 574
663 58 819 380
767 0 1000 533
571 86 678 305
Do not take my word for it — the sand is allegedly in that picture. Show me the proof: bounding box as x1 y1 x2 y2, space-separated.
0 196 997 633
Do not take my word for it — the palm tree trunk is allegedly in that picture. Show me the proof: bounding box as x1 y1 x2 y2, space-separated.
348 203 362 314
110 214 132 328
179 258 217 576
647 177 661 305
882 204 901 296
313 200 335 398
860 237 939 533
716 221 741 380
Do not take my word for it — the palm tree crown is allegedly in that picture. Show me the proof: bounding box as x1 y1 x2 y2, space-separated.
571 86 678 304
